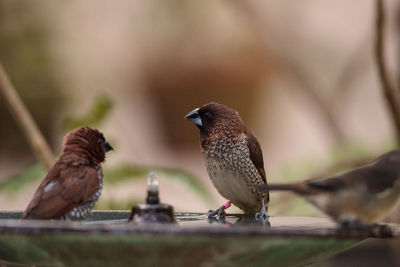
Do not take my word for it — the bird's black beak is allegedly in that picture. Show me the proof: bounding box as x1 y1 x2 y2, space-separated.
184 108 202 128
104 141 114 152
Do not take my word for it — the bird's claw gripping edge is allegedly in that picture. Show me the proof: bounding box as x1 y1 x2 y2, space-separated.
255 200 269 224
207 201 231 219
207 213 227 224
207 206 226 218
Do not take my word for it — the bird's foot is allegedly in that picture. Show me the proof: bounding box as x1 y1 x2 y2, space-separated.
371 223 393 237
255 200 269 225
207 206 226 219
207 201 231 219
340 220 369 230
207 215 227 224
340 220 393 237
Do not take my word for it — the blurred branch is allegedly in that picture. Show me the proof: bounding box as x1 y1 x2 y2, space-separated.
375 0 400 146
397 2 400 98
0 62 54 170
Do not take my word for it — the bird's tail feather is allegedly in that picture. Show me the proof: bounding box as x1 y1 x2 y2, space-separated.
268 183 297 191
268 183 311 194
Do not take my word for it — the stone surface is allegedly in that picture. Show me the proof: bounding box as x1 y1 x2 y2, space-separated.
0 211 398 266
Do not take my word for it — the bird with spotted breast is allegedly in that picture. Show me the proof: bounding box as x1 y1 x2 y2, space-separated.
185 102 269 220
22 127 113 220
268 150 400 228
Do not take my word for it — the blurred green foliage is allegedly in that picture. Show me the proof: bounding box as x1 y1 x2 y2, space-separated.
103 165 149 184
94 199 142 210
0 233 359 267
103 164 214 205
330 143 370 166
105 165 210 195
62 95 113 132
0 164 45 194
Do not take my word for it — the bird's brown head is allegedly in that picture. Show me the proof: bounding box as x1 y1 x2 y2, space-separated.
185 102 244 137
62 127 113 164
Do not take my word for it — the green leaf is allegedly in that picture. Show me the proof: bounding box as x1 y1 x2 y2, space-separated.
62 94 113 131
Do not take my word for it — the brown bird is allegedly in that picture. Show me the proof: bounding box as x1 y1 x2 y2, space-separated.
269 150 400 228
185 102 269 219
22 127 113 220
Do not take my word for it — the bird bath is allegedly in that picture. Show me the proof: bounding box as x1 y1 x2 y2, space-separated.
0 211 397 266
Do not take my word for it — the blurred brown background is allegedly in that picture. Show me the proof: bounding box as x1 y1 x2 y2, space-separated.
0 0 400 218
1 1 400 265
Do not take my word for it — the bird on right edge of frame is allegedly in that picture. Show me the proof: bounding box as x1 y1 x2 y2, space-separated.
185 102 269 222
269 150 400 229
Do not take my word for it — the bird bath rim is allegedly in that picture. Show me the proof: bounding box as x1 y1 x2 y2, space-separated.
0 211 398 239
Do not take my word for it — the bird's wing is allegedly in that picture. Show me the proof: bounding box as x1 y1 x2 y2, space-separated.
306 176 346 191
244 131 267 185
23 161 100 219
307 162 399 194
361 166 399 194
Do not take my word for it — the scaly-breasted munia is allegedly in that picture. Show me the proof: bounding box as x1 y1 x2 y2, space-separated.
269 150 400 228
185 102 269 220
22 127 113 220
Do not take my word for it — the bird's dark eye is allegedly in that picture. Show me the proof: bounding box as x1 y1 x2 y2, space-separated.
98 138 104 145
204 112 212 119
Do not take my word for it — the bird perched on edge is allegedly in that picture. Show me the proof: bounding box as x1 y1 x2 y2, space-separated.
22 127 113 220
185 102 269 220
268 150 400 228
